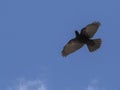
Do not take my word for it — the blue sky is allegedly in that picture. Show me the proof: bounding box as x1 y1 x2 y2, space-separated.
1 0 120 90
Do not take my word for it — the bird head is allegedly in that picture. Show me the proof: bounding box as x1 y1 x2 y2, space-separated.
75 30 79 38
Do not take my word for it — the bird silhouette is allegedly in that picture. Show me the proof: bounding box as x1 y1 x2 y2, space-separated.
62 22 102 57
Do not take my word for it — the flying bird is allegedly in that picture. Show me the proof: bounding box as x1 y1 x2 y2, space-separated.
62 22 102 57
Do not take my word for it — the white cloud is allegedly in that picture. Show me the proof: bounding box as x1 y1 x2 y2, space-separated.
85 79 103 90
8 79 47 90
86 85 98 90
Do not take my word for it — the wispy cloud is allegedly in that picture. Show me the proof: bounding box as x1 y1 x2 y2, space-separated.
8 79 47 90
86 85 98 90
85 79 103 90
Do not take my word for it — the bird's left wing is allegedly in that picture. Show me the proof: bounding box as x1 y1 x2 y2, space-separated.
62 39 84 57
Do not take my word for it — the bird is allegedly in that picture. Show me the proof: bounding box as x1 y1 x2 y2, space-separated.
62 21 102 57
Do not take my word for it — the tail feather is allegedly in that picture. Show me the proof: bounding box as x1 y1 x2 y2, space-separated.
87 38 102 52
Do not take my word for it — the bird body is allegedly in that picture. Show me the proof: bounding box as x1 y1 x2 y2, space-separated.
62 22 102 57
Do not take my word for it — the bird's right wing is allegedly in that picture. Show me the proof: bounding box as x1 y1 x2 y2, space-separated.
62 39 84 57
81 22 101 38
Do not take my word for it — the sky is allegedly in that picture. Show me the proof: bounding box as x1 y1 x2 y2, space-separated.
0 0 120 90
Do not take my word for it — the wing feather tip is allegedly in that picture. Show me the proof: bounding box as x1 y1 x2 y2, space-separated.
93 21 101 26
62 51 68 57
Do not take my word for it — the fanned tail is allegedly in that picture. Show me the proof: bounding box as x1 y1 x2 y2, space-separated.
87 38 102 52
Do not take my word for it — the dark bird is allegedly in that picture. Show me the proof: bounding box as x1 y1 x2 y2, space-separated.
62 22 102 57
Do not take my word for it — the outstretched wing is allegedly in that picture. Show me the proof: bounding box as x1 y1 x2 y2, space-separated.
81 22 101 38
62 39 84 57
